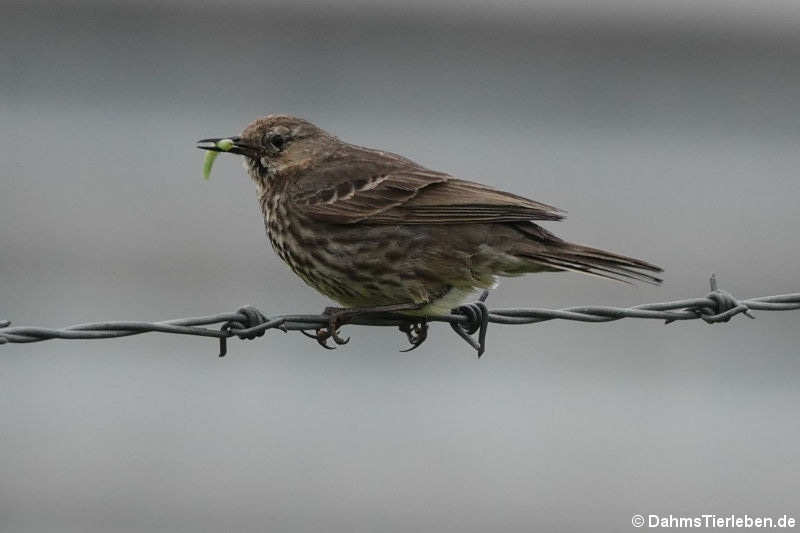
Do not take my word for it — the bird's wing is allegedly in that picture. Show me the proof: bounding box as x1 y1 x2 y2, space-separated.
289 148 564 225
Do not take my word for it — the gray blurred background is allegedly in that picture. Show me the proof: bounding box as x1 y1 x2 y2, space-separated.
2 1 798 531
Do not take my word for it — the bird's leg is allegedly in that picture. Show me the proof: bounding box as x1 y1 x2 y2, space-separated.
311 303 426 350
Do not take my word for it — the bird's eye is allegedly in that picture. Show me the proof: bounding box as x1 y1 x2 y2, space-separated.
269 134 286 151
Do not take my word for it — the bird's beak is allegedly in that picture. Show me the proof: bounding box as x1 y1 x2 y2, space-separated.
196 136 259 158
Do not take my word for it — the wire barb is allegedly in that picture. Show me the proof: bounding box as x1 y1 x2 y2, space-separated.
1 276 797 357
218 306 271 357
696 273 756 324
450 290 490 357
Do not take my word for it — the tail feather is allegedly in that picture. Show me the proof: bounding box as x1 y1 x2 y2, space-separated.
521 243 663 285
508 222 663 285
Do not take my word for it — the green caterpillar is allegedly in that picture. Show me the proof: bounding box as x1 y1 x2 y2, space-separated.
203 138 235 180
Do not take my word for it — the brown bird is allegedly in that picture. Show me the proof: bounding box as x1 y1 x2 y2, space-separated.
199 115 662 348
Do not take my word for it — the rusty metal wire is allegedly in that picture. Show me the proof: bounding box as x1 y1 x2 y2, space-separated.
1 275 798 357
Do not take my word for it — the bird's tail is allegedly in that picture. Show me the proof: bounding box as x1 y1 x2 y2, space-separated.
512 224 663 284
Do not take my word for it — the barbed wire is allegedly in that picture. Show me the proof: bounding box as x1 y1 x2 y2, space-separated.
1 275 798 357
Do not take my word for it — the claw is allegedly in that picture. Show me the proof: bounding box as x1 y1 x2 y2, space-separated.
300 328 337 349
322 309 351 346
315 328 338 349
316 331 337 349
299 309 351 349
332 331 350 345
399 343 422 353
399 321 429 352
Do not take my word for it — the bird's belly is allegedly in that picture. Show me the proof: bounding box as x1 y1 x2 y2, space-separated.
265 210 475 308
262 192 503 310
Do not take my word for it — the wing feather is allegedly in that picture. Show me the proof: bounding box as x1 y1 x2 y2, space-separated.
290 146 564 225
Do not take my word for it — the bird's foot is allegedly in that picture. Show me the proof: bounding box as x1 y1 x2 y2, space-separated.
302 307 351 349
398 321 429 352
302 303 426 350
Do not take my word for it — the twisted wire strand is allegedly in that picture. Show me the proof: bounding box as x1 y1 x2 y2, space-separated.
1 276 798 356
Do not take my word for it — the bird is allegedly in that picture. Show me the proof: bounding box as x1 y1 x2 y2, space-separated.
198 114 662 349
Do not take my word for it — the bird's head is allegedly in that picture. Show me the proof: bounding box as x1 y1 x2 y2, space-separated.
197 114 334 186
